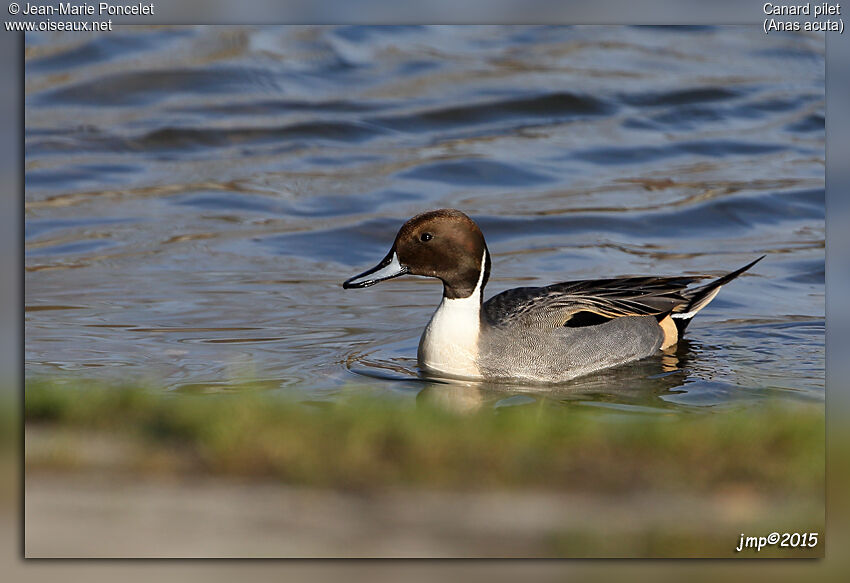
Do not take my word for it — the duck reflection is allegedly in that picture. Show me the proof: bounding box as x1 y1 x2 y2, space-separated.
416 339 696 414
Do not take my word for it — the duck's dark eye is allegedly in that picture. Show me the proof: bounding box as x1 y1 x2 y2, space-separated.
420 232 433 242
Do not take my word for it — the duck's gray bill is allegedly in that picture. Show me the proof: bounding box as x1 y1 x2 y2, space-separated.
343 252 408 289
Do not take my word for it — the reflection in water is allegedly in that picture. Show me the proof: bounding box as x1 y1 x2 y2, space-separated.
414 340 694 414
417 381 486 414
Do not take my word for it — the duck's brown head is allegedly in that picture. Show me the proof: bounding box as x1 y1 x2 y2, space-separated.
343 209 490 299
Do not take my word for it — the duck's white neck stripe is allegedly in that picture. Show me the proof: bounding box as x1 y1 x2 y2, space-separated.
447 249 487 303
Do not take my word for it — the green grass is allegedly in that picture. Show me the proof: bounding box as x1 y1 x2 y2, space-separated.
24 379 824 495
22 379 827 557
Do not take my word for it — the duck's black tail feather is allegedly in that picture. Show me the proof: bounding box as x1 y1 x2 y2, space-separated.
671 255 765 334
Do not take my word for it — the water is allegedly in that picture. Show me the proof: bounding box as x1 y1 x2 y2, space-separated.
25 26 824 413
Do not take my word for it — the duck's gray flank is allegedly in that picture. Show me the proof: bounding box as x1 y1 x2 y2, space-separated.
343 208 764 383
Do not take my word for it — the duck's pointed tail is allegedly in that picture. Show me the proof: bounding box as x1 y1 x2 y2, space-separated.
671 255 765 334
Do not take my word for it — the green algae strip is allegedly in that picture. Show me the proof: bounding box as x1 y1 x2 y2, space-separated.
24 380 823 494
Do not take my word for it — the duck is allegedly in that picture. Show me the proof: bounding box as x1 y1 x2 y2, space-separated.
343 209 763 383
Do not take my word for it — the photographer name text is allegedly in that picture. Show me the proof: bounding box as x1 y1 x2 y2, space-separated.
15 2 153 16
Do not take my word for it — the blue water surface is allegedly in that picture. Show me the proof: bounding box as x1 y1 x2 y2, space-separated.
25 26 824 414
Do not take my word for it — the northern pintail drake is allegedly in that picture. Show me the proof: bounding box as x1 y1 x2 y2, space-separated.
343 209 763 383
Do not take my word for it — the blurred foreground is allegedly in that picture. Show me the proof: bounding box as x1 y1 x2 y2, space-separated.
23 380 823 558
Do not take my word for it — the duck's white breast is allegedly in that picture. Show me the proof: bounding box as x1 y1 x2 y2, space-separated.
417 293 482 378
